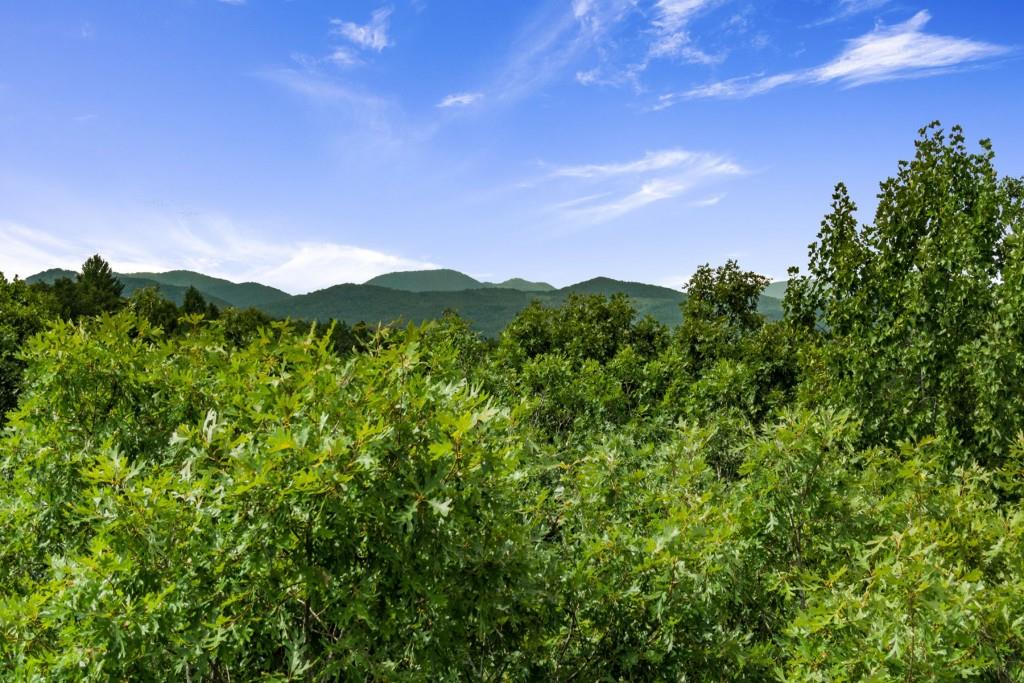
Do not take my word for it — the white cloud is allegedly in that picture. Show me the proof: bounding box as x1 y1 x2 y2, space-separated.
549 192 615 210
0 217 439 294
573 0 719 93
574 63 646 90
262 244 438 292
331 8 393 52
810 0 891 27
552 149 697 178
217 0 246 5
839 0 890 12
327 47 362 67
571 0 634 33
0 222 82 279
437 92 483 108
679 72 799 100
676 11 1010 101
486 0 635 103
690 193 725 207
567 177 697 222
573 0 595 20
258 68 391 117
257 68 396 131
813 10 1005 85
647 0 719 63
552 152 743 224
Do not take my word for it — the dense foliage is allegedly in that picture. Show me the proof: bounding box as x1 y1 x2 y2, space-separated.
2 123 1023 680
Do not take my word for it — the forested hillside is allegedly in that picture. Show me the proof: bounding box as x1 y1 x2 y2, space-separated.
26 264 786 335
122 270 292 308
2 123 1023 680
365 269 556 292
26 268 234 309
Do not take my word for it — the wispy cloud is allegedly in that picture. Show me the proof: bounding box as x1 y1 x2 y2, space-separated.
549 150 743 224
255 68 412 152
552 149 697 178
0 217 439 294
809 0 891 27
814 11 1008 85
648 0 720 63
331 7 393 52
572 0 634 34
574 0 720 93
262 244 438 292
258 68 387 108
486 0 635 103
670 11 1011 102
437 92 483 108
690 193 725 207
326 47 362 67
0 222 82 279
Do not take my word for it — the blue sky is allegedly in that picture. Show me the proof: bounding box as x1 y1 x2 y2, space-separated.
1 0 1021 292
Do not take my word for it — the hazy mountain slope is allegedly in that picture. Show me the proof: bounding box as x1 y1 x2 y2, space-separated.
26 267 783 334
25 269 232 308
763 281 788 300
560 277 684 300
483 278 556 292
364 269 484 292
262 284 536 337
123 278 234 308
125 270 291 308
264 279 700 336
24 269 78 284
757 294 784 321
366 269 556 293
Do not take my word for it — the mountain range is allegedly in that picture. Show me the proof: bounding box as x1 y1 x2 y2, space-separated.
25 267 786 337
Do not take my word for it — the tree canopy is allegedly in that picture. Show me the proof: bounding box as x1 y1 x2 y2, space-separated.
1 123 1023 680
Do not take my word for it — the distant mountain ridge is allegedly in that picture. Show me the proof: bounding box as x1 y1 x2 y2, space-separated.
25 268 233 308
23 266 785 337
124 270 291 308
365 269 555 293
560 277 681 300
487 278 555 292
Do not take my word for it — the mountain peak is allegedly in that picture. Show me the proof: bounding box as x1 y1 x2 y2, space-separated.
364 269 483 292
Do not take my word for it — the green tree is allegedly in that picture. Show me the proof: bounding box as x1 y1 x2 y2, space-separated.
788 123 1024 465
41 255 126 319
182 285 208 316
500 293 663 366
128 286 180 333
76 254 125 316
675 260 769 373
0 273 55 423
0 316 549 680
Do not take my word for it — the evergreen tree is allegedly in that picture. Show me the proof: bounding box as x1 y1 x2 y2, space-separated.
182 286 208 316
75 254 124 316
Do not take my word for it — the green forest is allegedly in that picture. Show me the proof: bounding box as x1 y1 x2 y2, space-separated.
2 123 1023 680
23 262 787 337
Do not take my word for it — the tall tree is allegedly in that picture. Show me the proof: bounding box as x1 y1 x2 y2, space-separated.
73 254 124 317
676 260 769 374
182 286 208 316
787 123 1024 465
